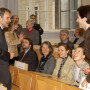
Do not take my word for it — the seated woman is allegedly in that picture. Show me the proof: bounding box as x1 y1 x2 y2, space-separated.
53 43 74 80
72 47 89 83
36 41 56 75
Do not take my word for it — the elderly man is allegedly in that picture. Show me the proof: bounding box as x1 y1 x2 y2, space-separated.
57 29 74 53
70 28 84 45
22 19 39 45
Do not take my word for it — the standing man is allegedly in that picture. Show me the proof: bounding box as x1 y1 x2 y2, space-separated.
30 14 43 45
76 5 90 87
0 8 14 90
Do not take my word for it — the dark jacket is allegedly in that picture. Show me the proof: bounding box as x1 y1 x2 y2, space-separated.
0 27 11 90
19 49 39 71
57 40 74 53
84 27 90 83
33 23 43 45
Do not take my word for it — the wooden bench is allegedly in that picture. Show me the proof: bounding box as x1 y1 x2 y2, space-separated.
10 66 82 90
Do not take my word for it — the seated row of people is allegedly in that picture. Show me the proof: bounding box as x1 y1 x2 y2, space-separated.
5 14 86 84
9 36 88 84
10 14 43 45
57 29 84 53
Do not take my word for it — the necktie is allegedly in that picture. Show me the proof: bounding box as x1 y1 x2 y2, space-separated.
20 52 26 61
57 57 67 78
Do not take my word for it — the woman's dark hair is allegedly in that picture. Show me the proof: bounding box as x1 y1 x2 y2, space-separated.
23 38 33 49
77 5 90 24
40 41 53 55
58 43 71 56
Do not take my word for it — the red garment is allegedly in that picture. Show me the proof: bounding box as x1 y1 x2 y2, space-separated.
28 28 33 34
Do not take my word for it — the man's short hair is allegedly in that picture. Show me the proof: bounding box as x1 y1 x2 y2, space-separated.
77 5 90 24
60 29 69 35
0 8 11 17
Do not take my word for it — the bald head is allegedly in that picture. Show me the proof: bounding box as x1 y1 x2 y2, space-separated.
11 15 19 23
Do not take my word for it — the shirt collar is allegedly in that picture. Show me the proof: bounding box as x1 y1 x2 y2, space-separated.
63 40 68 43
0 25 3 30
25 48 30 53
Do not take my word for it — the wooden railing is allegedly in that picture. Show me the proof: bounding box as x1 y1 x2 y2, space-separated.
10 65 81 90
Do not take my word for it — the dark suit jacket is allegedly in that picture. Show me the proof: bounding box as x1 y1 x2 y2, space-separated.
84 27 90 83
33 23 43 45
19 49 39 71
0 27 11 90
57 40 74 53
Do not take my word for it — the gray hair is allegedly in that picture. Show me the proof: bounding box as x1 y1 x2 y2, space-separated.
60 29 69 35
26 19 35 25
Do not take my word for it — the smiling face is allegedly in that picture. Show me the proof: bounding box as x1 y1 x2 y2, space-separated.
58 46 69 58
42 44 50 57
73 48 85 61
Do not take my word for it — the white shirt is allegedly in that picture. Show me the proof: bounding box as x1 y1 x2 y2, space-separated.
75 66 80 82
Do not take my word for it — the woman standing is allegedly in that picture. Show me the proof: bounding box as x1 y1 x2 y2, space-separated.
4 20 24 58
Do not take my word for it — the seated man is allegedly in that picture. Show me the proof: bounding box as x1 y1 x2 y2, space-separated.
57 29 74 53
70 28 84 46
19 38 39 71
22 19 39 45
30 14 44 45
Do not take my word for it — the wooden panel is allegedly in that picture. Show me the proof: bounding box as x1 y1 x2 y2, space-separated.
35 75 61 90
34 49 42 61
15 72 32 90
10 65 19 84
10 66 82 90
12 84 22 90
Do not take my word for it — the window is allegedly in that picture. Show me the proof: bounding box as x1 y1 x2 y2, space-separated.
55 0 78 29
